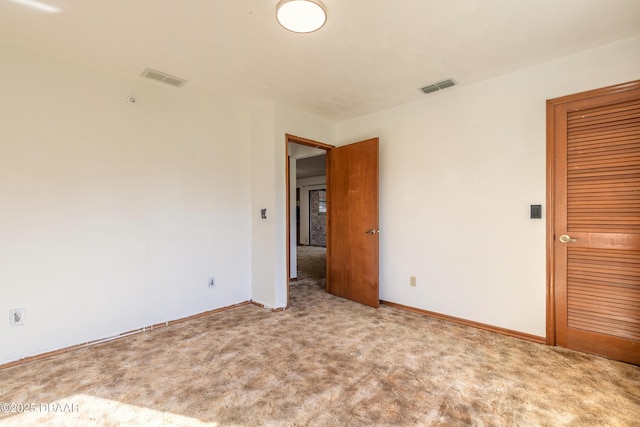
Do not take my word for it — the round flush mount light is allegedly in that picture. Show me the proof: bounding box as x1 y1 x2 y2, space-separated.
276 0 327 33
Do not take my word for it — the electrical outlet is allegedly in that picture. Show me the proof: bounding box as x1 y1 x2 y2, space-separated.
9 308 25 327
410 276 417 287
208 277 215 288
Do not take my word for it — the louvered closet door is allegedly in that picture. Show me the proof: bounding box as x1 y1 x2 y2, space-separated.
552 83 640 365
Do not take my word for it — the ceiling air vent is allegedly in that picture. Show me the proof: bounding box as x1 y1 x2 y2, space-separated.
420 78 456 94
140 68 188 88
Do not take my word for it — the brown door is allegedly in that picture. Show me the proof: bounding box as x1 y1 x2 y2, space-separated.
548 81 640 365
327 138 379 308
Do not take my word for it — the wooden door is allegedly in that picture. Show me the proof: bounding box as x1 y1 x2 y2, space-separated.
548 81 640 365
327 138 379 308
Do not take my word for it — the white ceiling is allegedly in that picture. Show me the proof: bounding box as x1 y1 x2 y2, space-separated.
296 154 326 179
1 0 639 121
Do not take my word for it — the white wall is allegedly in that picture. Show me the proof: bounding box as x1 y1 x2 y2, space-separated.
250 104 278 307
336 36 640 337
297 176 327 246
0 42 252 364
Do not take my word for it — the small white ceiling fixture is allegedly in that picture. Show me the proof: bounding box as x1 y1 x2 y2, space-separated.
276 0 327 33
9 0 60 13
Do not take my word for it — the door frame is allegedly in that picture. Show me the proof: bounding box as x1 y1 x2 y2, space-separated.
285 134 335 306
545 80 640 346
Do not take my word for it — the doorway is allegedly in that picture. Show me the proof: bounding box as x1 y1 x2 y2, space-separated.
286 134 380 309
547 80 640 365
286 135 333 301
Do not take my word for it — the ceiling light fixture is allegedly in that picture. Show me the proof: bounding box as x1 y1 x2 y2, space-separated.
276 0 327 33
9 0 61 13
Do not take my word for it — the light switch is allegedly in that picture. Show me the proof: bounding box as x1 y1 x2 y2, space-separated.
530 205 542 219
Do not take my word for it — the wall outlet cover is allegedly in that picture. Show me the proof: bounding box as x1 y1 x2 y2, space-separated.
9 308 25 327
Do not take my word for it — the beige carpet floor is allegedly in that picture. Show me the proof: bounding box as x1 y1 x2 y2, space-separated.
1 245 639 426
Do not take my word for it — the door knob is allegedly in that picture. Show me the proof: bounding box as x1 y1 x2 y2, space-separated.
559 234 577 243
365 229 379 234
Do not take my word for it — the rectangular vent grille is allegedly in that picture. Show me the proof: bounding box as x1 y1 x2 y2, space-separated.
420 79 456 94
140 68 187 88
421 85 440 94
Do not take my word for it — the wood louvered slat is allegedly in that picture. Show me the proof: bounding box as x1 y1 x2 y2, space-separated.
566 105 640 233
569 200 640 206
567 108 640 127
569 291 640 312
569 288 640 307
567 166 639 179
568 104 640 120
568 179 640 230
567 209 639 232
568 129 640 145
568 200 640 207
569 314 640 333
567 315 639 341
568 119 640 135
567 119 640 138
568 291 640 310
569 247 640 262
568 175 640 184
568 171 639 180
568 104 640 122
569 267 640 282
568 99 640 119
568 194 637 203
568 193 638 202
568 138 638 152
569 193 638 201
568 147 640 160
568 314 640 335
568 207 639 215
570 210 639 217
570 303 638 317
569 270 640 287
568 307 640 329
568 102 640 127
568 222 640 229
568 294 640 313
568 156 640 171
568 218 639 223
568 97 640 112
568 189 639 196
568 275 639 290
566 247 640 341
569 145 640 161
567 314 640 338
568 116 640 133
568 105 640 128
568 187 639 194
